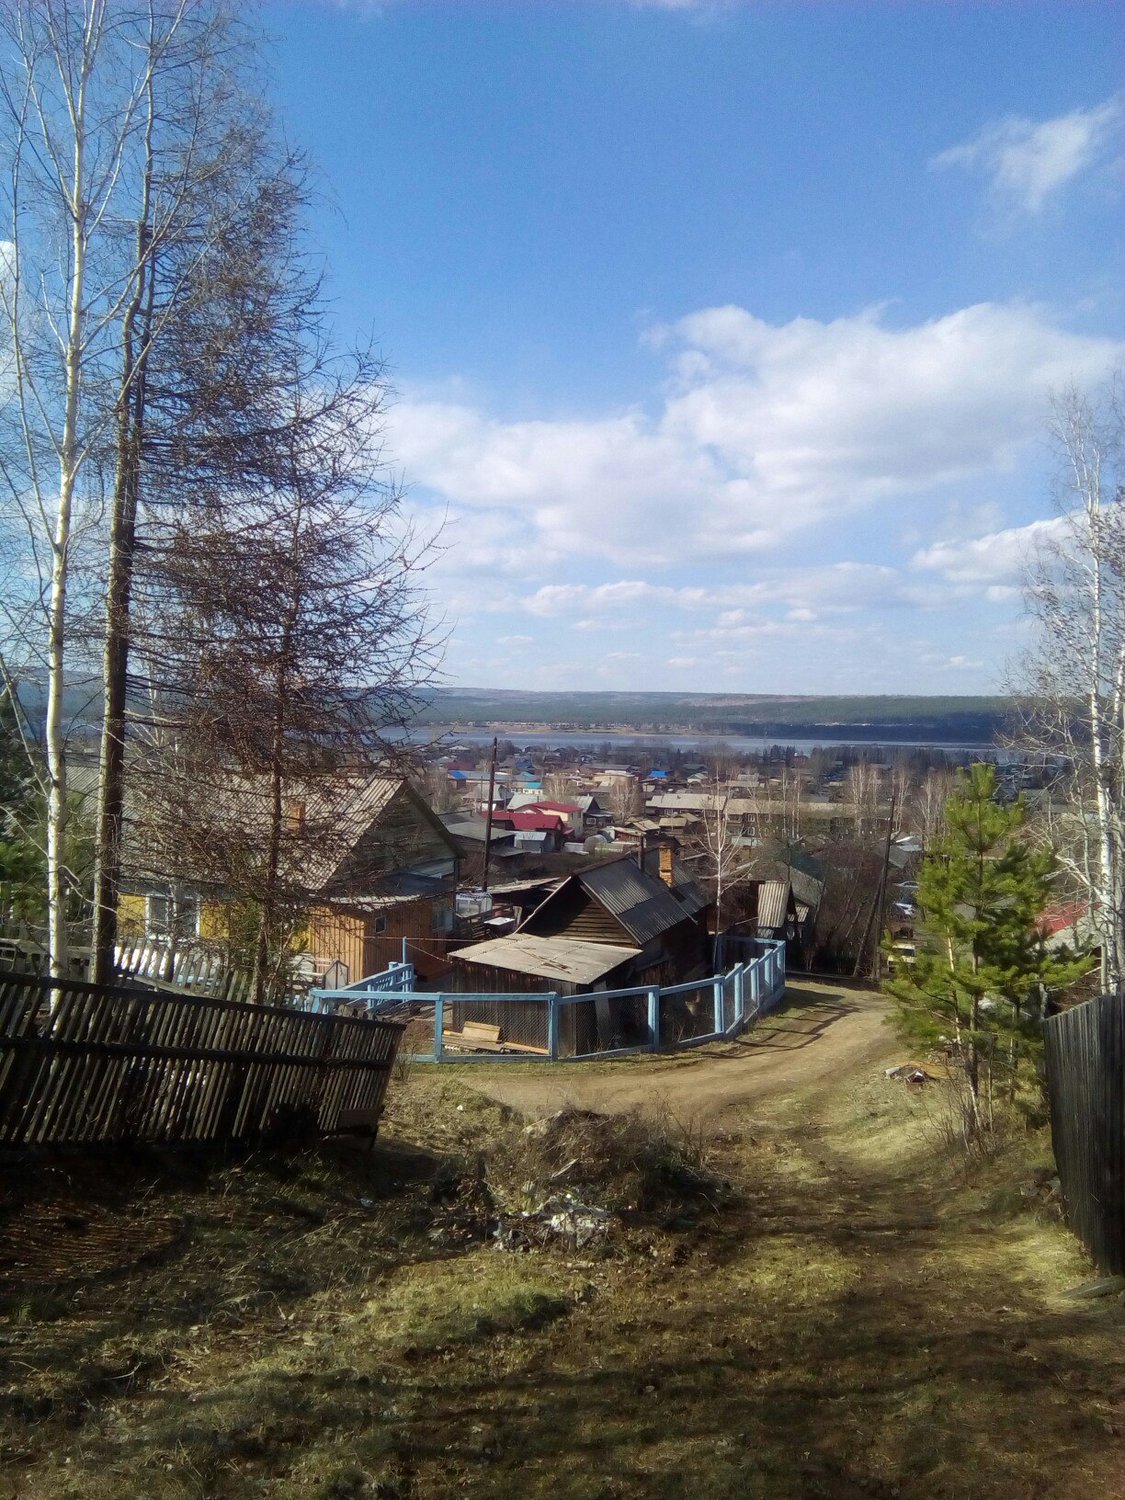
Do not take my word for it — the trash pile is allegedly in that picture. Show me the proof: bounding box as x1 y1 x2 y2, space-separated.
422 1105 730 1256
493 1193 613 1253
884 1062 936 1085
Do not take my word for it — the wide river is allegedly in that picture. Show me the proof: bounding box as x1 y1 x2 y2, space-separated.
406 726 1009 758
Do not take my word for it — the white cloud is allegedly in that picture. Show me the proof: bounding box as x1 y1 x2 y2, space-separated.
518 562 938 623
392 302 1121 571
932 97 1123 213
910 517 1068 587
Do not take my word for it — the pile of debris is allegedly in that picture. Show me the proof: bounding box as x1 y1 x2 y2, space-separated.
884 1062 937 1086
423 1106 732 1255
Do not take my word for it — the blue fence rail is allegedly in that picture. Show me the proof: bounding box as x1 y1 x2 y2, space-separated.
310 939 785 1063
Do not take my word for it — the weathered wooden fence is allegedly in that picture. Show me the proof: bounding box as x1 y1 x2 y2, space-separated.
0 972 403 1150
113 938 254 1002
1044 990 1125 1276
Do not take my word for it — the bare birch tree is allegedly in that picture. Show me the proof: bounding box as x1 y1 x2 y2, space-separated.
0 0 240 975
686 782 757 936
1020 374 1125 991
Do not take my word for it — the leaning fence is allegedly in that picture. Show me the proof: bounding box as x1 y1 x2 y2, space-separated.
311 939 786 1063
0 971 403 1150
1043 990 1125 1277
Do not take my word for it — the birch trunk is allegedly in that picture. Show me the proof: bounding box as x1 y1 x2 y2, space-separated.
45 17 96 980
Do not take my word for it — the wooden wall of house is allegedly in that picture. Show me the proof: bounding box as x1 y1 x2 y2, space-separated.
522 885 634 947
334 787 457 888
305 900 452 983
448 960 566 997
360 898 454 982
117 893 147 940
305 908 367 983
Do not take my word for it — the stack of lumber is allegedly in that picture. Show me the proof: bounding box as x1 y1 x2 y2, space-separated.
441 1020 548 1056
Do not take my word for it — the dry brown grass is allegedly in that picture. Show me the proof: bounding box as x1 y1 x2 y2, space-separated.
0 1038 1123 1499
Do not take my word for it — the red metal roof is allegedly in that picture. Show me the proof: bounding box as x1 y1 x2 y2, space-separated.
1035 902 1087 939
493 810 566 832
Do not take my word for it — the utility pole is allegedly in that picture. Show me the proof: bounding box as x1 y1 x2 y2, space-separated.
481 736 498 893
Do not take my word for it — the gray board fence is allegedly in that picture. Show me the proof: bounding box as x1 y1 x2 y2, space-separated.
0 972 403 1150
1044 989 1125 1277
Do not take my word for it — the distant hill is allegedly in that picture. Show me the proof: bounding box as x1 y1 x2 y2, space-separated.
415 689 1014 743
9 676 1016 747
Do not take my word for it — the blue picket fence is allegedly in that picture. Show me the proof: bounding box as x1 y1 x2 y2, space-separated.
310 939 785 1063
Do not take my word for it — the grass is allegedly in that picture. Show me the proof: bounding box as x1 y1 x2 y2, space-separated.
1 1026 1123 1499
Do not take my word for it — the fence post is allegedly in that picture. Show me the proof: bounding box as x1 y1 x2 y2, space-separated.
547 994 560 1061
434 993 445 1060
713 979 723 1036
647 986 661 1051
734 965 744 1028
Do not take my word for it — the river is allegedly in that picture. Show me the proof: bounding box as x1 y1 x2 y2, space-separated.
405 726 1013 759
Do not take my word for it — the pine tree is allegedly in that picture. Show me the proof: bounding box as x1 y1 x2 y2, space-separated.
886 763 1088 1141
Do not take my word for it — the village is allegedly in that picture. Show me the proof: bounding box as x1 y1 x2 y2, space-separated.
0 733 1069 1038
0 740 975 1005
0 2 1123 1496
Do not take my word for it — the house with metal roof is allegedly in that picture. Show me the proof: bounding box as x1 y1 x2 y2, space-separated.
115 772 462 985
449 846 710 997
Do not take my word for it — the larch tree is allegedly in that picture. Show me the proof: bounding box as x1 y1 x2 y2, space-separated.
138 340 438 1002
0 2 438 988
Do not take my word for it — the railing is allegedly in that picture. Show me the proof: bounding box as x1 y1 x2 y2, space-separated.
0 971 404 1149
312 941 785 1063
114 936 251 1001
305 961 415 1015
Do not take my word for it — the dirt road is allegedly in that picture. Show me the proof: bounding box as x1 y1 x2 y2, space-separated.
460 979 897 1125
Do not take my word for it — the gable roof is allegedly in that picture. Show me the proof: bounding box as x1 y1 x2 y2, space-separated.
524 854 707 947
493 809 567 832
310 776 461 892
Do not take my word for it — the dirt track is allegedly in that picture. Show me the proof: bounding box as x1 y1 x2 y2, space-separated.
460 979 898 1125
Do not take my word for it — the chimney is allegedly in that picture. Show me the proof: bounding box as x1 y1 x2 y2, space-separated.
658 844 675 888
286 800 306 833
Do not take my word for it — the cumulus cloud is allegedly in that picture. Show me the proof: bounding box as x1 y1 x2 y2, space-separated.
910 517 1068 586
393 302 1121 570
932 97 1123 213
518 563 931 622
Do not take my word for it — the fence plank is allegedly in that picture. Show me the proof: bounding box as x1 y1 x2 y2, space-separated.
0 972 403 1150
1044 991 1125 1277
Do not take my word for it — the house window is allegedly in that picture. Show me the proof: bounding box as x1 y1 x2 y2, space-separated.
372 915 387 935
432 900 453 934
146 892 200 939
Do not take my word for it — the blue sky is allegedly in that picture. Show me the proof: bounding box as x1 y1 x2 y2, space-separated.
268 0 1123 695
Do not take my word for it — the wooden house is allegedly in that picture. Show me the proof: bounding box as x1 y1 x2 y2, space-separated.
446 847 710 1054
450 846 709 996
119 774 461 985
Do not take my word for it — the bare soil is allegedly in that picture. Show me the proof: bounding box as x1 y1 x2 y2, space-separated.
1 987 1123 1499
458 979 893 1125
